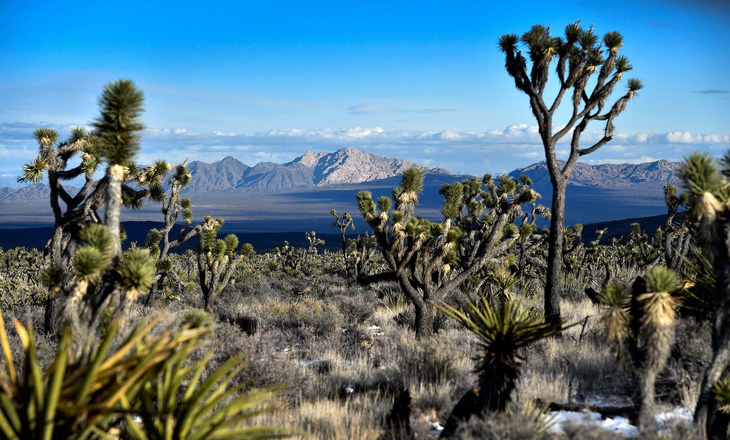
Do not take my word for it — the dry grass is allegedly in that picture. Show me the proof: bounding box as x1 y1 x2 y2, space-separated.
0 247 713 439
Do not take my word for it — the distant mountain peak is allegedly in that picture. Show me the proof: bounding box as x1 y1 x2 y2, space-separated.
178 147 452 192
217 155 244 164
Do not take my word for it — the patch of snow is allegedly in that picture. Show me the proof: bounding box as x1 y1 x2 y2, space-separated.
550 410 638 437
549 407 693 438
429 421 444 435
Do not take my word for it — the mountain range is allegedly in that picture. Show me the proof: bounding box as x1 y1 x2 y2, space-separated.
0 148 682 230
185 147 451 192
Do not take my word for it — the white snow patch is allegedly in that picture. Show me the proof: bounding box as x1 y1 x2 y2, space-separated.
429 421 444 435
549 407 693 438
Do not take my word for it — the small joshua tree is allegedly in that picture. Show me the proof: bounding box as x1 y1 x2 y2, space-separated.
347 233 377 280
499 23 643 323
357 168 545 338
437 295 567 438
662 183 693 271
144 160 203 299
331 210 355 274
196 216 252 310
599 266 683 435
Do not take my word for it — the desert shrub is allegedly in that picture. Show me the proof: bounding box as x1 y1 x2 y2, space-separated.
338 294 376 324
396 335 458 385
451 403 555 440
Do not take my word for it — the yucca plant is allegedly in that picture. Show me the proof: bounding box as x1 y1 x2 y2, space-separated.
0 311 196 439
123 316 293 439
0 309 290 440
436 294 567 438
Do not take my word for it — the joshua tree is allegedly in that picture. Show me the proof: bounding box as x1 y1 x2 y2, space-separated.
144 160 203 298
196 216 252 310
357 168 545 337
499 23 642 323
35 79 159 346
436 295 566 437
599 266 683 435
663 183 693 271
19 125 164 333
677 151 730 439
331 210 355 273
347 233 378 280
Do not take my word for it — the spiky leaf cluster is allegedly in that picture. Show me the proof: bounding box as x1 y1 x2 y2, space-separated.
117 248 156 300
438 295 567 382
93 79 145 166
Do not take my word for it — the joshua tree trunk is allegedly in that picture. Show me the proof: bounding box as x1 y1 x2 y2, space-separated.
545 177 566 322
695 257 730 439
413 297 434 339
105 164 124 258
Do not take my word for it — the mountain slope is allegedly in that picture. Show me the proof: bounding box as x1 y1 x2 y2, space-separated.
184 147 451 192
507 160 681 189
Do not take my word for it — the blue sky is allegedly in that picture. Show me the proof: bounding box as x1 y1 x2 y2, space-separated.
1 0 729 187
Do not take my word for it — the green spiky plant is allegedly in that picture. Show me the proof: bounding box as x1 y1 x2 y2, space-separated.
330 210 355 275
20 80 174 337
143 160 206 301
0 309 290 440
436 295 568 438
357 168 548 338
346 233 378 280
196 216 252 310
662 183 693 271
499 23 642 325
599 266 683 435
677 151 730 438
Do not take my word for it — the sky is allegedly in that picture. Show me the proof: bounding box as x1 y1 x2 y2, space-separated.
1 0 729 187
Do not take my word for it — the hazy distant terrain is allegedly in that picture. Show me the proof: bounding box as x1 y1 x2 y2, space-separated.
0 148 681 237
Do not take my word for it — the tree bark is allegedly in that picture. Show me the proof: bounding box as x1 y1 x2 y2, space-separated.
544 178 566 324
105 164 124 258
413 298 434 339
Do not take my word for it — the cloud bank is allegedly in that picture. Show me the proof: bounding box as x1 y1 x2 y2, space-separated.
1 121 728 187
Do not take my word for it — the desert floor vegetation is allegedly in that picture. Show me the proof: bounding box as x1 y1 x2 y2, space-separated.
0 245 715 438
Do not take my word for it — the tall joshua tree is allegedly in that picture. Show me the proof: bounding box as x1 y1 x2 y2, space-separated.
19 126 162 333
499 23 642 323
33 79 158 347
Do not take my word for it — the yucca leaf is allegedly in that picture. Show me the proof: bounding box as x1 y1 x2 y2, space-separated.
42 331 70 440
182 346 216 401
25 324 45 433
0 394 20 433
98 315 164 372
0 410 19 440
74 321 118 406
178 354 247 438
121 394 148 440
0 313 17 385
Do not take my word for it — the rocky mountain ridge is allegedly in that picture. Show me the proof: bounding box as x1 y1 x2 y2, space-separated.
185 147 452 192
507 159 681 189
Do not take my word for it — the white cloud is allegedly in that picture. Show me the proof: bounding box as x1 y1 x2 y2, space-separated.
1 120 729 186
